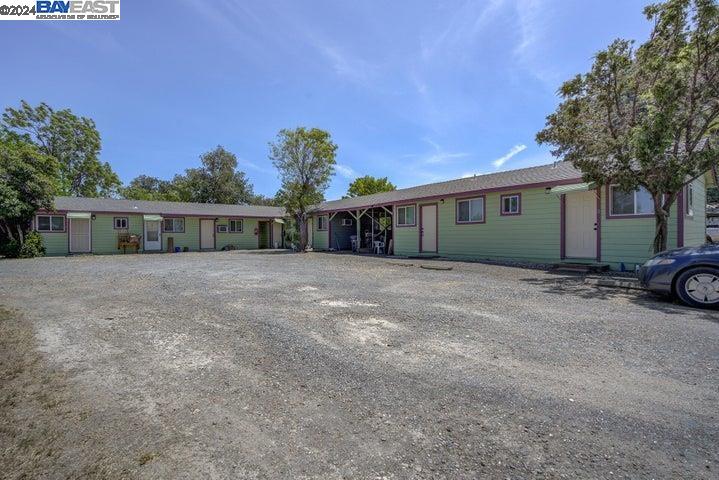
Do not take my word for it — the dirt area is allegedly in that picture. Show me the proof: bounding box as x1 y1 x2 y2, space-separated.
0 251 717 479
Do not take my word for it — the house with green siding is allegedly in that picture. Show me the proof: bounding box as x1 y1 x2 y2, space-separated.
309 162 706 271
34 197 286 256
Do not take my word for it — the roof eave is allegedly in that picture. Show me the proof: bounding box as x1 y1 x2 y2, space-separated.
313 177 584 214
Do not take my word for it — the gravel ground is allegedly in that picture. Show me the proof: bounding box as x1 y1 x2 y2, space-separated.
0 251 717 479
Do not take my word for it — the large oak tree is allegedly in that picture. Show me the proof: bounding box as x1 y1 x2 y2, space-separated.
2 100 120 197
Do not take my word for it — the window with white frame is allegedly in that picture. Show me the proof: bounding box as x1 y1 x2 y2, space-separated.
501 194 521 215
396 205 416 226
456 197 485 223
228 219 243 232
686 183 694 216
341 218 353 226
163 217 185 232
114 217 128 229
216 224 228 233
610 186 654 216
36 215 65 232
317 215 328 231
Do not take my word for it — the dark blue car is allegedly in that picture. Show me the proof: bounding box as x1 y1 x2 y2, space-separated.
639 243 719 309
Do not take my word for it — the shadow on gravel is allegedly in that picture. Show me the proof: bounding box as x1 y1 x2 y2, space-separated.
520 274 719 322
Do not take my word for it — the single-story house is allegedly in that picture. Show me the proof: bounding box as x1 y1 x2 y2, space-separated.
309 161 706 271
34 197 286 256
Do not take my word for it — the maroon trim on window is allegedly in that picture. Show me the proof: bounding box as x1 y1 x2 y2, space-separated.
677 188 685 248
226 217 244 233
113 216 129 230
683 184 694 218
162 216 186 233
559 194 566 260
35 214 67 233
395 204 417 227
605 185 655 219
419 203 439 253
499 193 522 216
455 195 486 224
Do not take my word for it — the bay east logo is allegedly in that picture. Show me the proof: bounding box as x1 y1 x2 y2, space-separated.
0 0 120 20
36 1 119 16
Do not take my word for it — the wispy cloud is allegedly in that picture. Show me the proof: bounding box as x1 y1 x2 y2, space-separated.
238 158 274 175
316 44 377 87
512 0 561 89
420 0 507 62
492 144 527 169
405 138 470 165
335 164 357 179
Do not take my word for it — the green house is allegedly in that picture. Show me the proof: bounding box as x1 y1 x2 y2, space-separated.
34 197 286 256
309 162 706 271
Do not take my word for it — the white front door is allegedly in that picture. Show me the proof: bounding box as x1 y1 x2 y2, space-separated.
69 218 91 253
144 220 162 251
565 190 597 258
200 219 215 250
420 204 438 253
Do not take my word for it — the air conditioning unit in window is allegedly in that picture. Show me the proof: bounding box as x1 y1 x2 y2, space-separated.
341 218 353 226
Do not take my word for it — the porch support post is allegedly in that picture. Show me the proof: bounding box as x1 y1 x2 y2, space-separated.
356 210 361 250
371 208 375 252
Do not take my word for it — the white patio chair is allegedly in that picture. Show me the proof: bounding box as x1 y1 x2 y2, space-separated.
373 241 385 255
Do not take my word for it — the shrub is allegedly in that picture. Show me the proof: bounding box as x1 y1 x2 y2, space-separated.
1 239 20 258
17 231 45 258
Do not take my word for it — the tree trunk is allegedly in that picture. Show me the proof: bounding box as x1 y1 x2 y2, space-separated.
652 193 674 254
653 211 669 254
297 214 308 252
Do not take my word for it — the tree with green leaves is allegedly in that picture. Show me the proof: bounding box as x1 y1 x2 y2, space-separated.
270 127 337 250
2 100 120 197
173 146 254 204
345 175 396 198
121 175 182 202
537 0 718 253
247 193 281 206
0 132 58 253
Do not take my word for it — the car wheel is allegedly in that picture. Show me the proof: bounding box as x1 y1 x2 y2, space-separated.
675 267 719 309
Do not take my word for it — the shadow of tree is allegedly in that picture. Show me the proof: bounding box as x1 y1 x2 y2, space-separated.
520 273 719 322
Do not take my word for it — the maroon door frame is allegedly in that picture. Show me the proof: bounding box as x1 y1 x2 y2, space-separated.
419 203 439 253
199 218 216 250
559 190 601 262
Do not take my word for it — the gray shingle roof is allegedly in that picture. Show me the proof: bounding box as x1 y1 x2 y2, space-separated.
317 161 583 212
52 196 285 218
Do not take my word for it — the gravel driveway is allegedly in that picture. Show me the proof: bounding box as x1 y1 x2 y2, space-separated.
0 251 717 479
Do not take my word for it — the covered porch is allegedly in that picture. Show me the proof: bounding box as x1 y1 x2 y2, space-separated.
326 205 394 255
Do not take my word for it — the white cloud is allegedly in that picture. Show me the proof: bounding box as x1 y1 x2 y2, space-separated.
405 138 470 165
238 158 274 175
492 144 527 169
335 164 357 179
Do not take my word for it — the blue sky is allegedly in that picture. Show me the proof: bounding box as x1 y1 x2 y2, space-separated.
1 0 651 200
